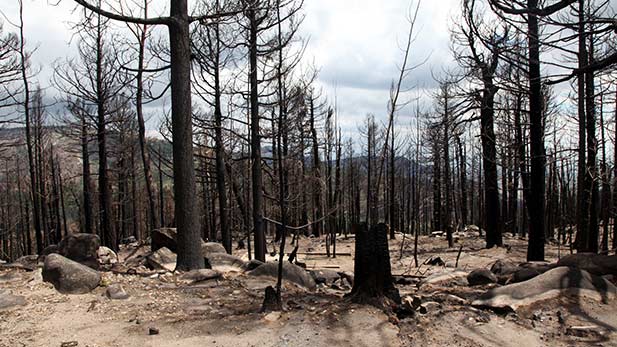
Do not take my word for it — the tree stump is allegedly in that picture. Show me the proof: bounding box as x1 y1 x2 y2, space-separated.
260 285 282 312
347 223 400 306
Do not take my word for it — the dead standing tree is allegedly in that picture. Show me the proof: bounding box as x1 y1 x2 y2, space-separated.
70 0 244 270
452 0 511 248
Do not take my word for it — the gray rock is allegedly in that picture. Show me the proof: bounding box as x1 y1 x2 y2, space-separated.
42 254 101 294
472 266 617 311
151 228 178 253
0 289 26 310
97 246 118 270
147 247 176 272
249 261 316 291
418 301 441 314
58 233 101 270
467 268 498 286
310 269 341 285
420 270 469 287
205 253 246 272
338 271 354 286
105 284 129 300
490 259 518 276
243 259 264 271
180 269 221 283
201 242 227 256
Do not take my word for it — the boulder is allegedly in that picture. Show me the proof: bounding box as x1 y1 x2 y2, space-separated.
58 233 101 270
151 228 178 253
147 247 176 272
105 284 129 300
97 246 118 270
0 289 26 310
472 266 617 311
249 261 316 291
42 253 101 294
201 242 227 256
490 259 518 276
557 253 617 276
420 270 469 287
180 269 221 283
467 268 498 286
205 253 246 272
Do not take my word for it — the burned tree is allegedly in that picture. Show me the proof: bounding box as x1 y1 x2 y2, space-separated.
347 223 400 305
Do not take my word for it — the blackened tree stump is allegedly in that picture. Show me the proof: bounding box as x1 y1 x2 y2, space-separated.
260 285 282 312
347 223 400 306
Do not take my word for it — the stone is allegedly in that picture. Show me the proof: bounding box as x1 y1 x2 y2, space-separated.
58 233 101 270
467 268 498 286
180 269 221 283
0 289 26 310
309 269 341 285
338 271 354 286
418 301 441 314
146 247 176 272
148 327 159 335
472 266 617 311
42 254 101 294
420 270 469 287
490 259 518 276
263 311 281 322
105 284 129 300
205 253 247 272
249 261 316 291
243 259 264 271
201 242 227 256
151 228 178 253
97 246 118 270
60 341 78 347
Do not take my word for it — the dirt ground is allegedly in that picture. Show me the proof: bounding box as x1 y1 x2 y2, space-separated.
1 232 616 347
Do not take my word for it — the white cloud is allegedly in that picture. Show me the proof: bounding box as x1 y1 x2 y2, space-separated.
2 0 459 134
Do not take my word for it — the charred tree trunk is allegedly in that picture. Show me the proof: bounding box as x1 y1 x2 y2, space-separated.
247 2 266 262
526 0 546 261
347 223 400 306
481 80 502 248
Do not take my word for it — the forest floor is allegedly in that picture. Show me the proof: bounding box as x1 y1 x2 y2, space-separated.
1 232 616 347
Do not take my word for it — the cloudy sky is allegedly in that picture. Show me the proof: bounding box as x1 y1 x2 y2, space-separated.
2 0 460 135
